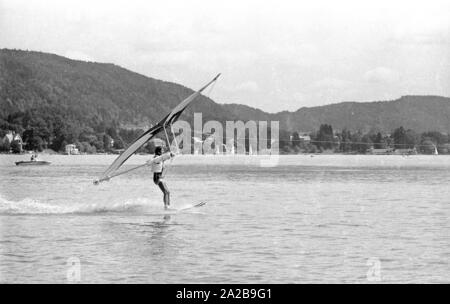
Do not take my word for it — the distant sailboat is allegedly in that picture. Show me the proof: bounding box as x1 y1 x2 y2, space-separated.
433 144 438 155
193 136 202 154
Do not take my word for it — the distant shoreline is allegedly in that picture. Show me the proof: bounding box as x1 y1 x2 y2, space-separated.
0 151 444 156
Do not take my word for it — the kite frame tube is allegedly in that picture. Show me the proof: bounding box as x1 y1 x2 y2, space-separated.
94 73 221 185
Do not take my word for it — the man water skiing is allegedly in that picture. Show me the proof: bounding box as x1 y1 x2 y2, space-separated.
148 146 175 209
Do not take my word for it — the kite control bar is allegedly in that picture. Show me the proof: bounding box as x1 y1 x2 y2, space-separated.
93 152 175 185
93 163 148 185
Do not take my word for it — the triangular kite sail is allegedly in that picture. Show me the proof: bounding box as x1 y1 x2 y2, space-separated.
94 73 221 184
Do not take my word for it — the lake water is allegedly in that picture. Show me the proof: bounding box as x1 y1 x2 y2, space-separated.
0 154 449 283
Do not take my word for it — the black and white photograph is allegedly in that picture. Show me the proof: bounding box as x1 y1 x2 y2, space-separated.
0 0 449 287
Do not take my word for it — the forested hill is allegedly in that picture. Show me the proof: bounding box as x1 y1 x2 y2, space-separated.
281 95 450 133
0 49 234 127
223 96 450 134
0 49 449 153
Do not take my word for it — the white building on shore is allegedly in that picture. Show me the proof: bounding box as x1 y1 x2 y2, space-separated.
65 144 80 155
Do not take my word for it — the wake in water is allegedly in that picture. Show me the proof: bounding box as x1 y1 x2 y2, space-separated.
0 195 167 215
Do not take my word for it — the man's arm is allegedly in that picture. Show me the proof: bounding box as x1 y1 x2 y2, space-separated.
146 151 176 168
161 152 176 177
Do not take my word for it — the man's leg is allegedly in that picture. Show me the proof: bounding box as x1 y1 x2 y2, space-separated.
158 181 170 208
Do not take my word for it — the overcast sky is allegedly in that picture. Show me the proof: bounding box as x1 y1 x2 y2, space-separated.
0 0 449 112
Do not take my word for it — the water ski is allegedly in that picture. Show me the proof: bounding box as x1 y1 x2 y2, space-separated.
165 202 206 212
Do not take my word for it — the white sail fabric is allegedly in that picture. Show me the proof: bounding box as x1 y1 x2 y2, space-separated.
162 73 221 126
97 124 163 182
96 74 221 183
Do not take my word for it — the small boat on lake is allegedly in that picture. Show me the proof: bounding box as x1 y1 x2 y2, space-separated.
15 153 51 166
15 160 51 166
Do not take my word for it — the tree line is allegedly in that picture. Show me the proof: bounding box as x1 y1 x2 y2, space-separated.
0 106 158 154
283 124 450 154
1 107 449 155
